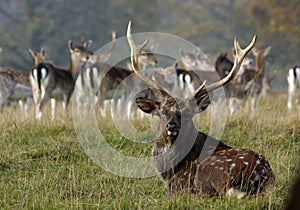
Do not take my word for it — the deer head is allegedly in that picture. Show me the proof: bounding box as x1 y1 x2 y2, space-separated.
29 47 48 65
68 40 93 78
127 21 256 142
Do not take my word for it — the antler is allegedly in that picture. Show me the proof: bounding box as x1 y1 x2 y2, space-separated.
190 35 257 100
127 21 170 97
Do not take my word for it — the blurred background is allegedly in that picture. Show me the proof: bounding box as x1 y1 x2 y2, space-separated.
0 0 298 89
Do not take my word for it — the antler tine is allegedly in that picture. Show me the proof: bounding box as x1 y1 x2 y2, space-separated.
192 80 207 98
127 21 170 97
190 35 257 100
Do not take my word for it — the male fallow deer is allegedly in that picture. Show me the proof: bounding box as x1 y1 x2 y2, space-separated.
30 40 92 120
127 21 274 197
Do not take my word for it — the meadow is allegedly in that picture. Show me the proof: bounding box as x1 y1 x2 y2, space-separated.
0 93 299 209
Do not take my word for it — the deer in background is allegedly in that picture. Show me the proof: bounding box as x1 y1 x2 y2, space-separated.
178 48 213 71
0 47 48 118
30 40 92 120
76 33 158 118
29 47 52 66
126 43 158 71
215 47 271 115
75 31 120 112
287 66 300 111
127 21 274 197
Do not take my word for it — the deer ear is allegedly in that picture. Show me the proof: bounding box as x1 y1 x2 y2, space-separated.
68 40 73 51
194 93 211 113
136 97 161 114
29 49 36 58
84 40 93 50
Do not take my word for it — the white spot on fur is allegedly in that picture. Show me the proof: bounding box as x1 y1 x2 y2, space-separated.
238 156 245 159
230 163 236 171
41 68 47 79
256 160 261 165
243 161 249 165
167 131 177 136
226 159 232 162
33 69 38 81
226 188 246 199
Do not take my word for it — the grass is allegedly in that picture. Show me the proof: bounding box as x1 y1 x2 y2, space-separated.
0 94 299 209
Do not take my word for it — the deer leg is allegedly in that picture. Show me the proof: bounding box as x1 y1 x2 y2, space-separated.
287 87 295 111
50 98 56 120
36 94 50 120
18 100 25 116
250 97 256 115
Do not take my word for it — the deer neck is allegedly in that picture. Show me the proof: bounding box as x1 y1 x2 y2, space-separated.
153 120 203 178
255 55 266 80
68 57 82 79
153 118 231 181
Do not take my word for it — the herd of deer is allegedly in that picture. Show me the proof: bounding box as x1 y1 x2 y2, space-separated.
1 21 300 199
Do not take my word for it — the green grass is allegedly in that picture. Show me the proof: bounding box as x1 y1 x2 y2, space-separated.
0 94 299 209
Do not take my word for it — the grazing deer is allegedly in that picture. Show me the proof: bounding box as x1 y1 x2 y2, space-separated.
127 21 274 197
30 40 92 120
287 66 300 111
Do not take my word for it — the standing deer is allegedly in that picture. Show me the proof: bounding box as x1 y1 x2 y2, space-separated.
287 66 300 111
75 31 120 112
215 47 271 115
30 40 92 120
0 68 32 117
126 44 158 71
179 49 213 71
127 22 274 197
0 47 48 118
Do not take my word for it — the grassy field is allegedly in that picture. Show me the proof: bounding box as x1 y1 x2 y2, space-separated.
0 94 299 209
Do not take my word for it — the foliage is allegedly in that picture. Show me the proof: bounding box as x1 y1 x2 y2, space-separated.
0 0 298 86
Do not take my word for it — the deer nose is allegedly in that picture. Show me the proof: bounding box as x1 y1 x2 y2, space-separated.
167 121 177 130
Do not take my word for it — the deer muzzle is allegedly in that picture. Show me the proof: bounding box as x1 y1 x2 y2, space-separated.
166 121 178 136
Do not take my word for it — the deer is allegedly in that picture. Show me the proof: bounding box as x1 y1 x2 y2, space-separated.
214 47 271 115
75 31 121 112
0 68 32 117
126 43 158 71
76 34 158 118
178 48 213 71
287 65 300 111
0 47 49 118
127 21 274 198
30 40 92 120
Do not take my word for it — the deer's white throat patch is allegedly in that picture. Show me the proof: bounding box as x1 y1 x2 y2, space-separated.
167 131 177 136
